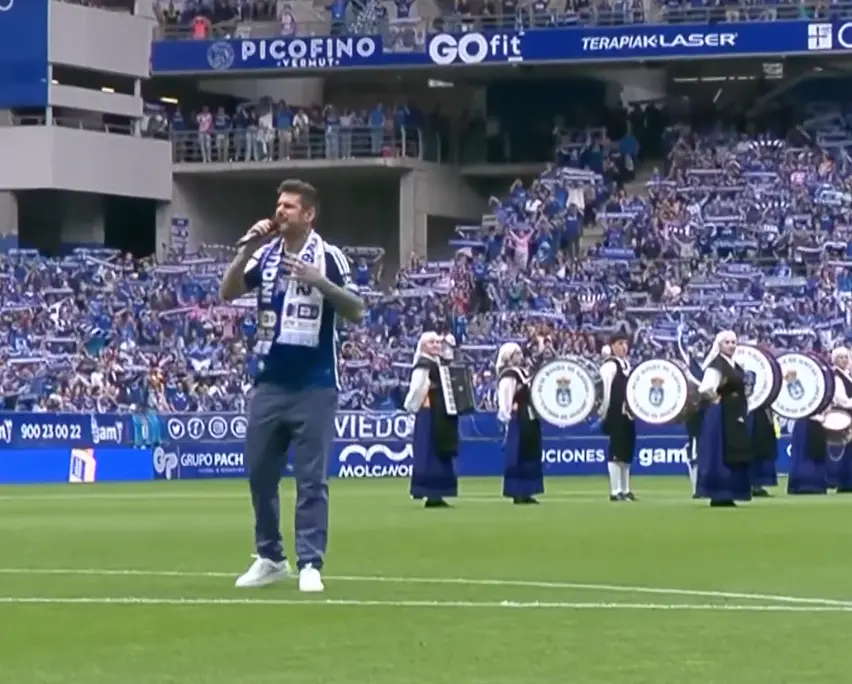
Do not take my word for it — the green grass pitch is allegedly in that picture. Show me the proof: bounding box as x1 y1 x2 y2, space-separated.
0 476 851 684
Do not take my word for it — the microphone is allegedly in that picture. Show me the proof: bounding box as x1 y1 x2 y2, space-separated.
235 219 278 249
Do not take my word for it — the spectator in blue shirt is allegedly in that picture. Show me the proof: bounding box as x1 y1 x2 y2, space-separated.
276 102 293 160
369 104 385 155
327 0 347 34
214 106 231 162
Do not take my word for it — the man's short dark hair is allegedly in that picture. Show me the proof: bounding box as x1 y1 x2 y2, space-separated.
277 179 319 217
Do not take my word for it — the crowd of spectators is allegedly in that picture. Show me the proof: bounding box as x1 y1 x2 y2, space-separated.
151 0 852 41
8 92 852 413
145 100 425 163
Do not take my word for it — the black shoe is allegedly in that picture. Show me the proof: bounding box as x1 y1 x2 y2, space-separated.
610 494 625 502
513 497 539 505
692 493 700 500
751 487 771 498
710 499 737 508
623 492 637 501
424 499 450 508
837 488 852 494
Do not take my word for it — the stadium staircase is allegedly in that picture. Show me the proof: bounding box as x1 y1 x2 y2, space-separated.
473 163 656 252
291 0 331 33
578 162 655 249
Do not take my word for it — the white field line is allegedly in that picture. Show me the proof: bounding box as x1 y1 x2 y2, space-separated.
0 567 850 607
0 491 842 507
0 490 654 502
1 596 851 612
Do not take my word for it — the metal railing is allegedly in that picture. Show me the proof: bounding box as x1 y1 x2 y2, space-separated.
168 126 424 164
154 3 850 41
12 115 135 135
55 0 135 12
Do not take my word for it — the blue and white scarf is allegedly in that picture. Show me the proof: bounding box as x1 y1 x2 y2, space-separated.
255 231 326 355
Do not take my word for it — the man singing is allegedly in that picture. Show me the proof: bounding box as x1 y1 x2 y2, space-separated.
598 333 636 501
220 179 364 592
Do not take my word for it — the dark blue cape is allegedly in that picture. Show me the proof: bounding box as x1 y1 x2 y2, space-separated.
746 410 778 488
696 403 752 502
827 441 852 491
410 407 458 499
787 419 827 495
503 412 544 498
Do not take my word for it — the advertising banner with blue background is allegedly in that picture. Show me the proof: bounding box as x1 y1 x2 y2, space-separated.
0 411 795 484
151 21 852 74
0 0 49 107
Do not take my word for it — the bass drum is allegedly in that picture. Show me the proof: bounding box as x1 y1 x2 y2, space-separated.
772 352 835 420
733 344 783 412
530 358 602 428
626 358 698 425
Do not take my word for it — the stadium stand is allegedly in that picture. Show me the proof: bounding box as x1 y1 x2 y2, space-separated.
151 0 852 40
4 0 851 417
7 104 852 414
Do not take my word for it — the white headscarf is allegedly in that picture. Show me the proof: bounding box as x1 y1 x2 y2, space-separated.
496 343 521 374
414 331 442 364
831 347 849 365
701 330 737 371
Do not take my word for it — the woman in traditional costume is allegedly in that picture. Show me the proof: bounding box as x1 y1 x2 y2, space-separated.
827 347 852 493
404 332 459 508
695 331 753 507
496 343 543 504
787 414 828 495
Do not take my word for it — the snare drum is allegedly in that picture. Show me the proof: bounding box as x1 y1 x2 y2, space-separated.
733 344 783 412
772 352 835 420
626 358 698 425
822 409 852 446
530 358 603 428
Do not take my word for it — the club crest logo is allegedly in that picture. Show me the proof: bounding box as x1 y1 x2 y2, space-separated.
530 360 598 428
772 353 831 421
555 377 571 407
626 360 689 425
648 377 665 407
784 369 804 401
206 42 235 71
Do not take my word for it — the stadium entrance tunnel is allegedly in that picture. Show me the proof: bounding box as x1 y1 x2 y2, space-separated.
163 165 487 269
163 172 403 267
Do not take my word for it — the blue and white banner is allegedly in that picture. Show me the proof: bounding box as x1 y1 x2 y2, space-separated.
0 447 153 485
152 436 794 481
0 409 801 449
0 408 798 483
0 412 129 449
0 0 49 107
152 21 852 74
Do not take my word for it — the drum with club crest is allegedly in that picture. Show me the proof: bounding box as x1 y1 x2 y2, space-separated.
626 358 699 425
530 357 603 428
732 344 783 412
771 352 835 420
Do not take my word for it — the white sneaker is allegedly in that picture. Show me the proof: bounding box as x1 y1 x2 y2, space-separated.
298 564 325 593
235 556 291 588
